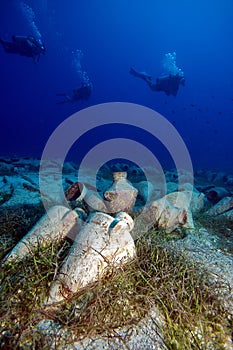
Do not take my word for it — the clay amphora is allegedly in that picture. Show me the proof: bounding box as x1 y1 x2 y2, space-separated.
104 172 138 214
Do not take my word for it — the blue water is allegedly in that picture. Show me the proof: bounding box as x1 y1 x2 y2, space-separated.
1 0 233 171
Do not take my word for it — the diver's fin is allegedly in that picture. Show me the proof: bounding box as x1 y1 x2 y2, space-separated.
130 66 138 76
130 66 152 80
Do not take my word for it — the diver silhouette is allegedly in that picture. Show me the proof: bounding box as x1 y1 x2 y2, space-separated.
0 35 45 63
56 82 93 104
130 66 185 96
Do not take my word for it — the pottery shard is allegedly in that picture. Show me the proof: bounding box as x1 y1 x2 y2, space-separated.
150 198 188 231
134 180 155 202
104 172 138 214
3 205 81 263
132 192 194 240
164 191 198 222
144 198 187 231
189 191 205 213
84 190 107 213
46 212 135 305
65 182 84 201
205 186 229 204
220 209 233 220
0 181 14 205
206 196 233 216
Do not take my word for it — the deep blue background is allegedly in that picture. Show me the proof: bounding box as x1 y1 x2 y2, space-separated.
0 0 232 171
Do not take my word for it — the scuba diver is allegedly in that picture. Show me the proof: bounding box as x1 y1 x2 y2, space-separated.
56 82 93 104
0 35 45 63
130 66 185 96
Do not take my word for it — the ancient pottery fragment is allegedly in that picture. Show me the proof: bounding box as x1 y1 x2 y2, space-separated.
104 172 138 214
3 205 81 263
46 211 135 304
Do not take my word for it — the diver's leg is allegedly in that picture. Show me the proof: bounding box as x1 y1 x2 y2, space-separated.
130 66 141 77
130 67 152 81
0 41 19 54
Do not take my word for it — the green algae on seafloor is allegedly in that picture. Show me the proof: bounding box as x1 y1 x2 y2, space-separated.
0 223 232 349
